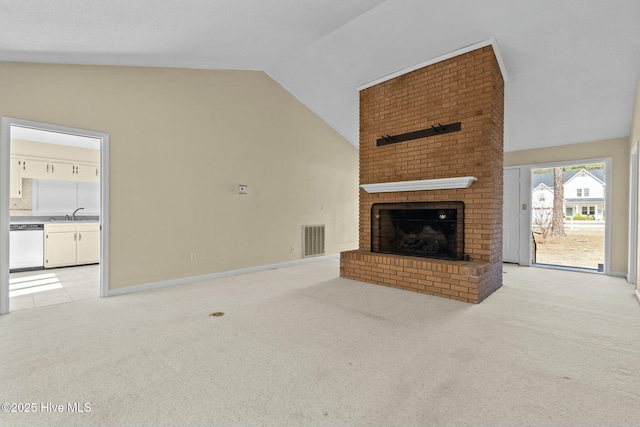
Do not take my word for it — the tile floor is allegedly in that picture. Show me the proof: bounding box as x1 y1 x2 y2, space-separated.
9 264 99 311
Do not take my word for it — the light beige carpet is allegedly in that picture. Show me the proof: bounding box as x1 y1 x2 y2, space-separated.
1 259 639 426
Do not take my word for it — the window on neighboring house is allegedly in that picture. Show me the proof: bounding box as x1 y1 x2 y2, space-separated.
577 188 589 197
538 195 546 203
577 189 582 197
581 206 595 216
584 188 590 197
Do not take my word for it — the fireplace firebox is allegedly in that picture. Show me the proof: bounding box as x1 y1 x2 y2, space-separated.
371 202 464 260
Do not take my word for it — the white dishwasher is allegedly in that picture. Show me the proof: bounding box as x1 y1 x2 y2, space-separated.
9 224 45 271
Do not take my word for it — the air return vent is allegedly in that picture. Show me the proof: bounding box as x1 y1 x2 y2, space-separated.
303 225 325 257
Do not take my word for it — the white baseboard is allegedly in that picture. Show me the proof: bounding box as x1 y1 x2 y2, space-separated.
609 270 627 278
105 254 339 297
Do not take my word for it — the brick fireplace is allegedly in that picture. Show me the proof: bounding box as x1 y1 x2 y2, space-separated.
340 45 504 304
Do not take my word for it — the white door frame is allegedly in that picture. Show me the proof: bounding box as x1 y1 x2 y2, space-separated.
503 167 521 263
502 165 533 266
525 157 612 274
0 117 109 315
518 166 533 266
628 143 638 284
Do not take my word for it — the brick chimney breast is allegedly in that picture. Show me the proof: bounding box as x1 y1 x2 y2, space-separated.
340 46 504 304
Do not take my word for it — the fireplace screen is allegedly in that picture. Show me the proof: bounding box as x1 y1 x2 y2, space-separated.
371 202 464 260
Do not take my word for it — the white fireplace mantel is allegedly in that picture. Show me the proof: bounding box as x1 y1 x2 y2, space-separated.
360 176 477 193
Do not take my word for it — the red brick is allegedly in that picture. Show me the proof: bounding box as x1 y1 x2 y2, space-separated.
341 45 503 304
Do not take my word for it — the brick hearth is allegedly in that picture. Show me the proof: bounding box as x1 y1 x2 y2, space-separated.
340 45 504 304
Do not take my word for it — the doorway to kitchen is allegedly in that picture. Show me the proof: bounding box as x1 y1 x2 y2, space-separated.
1 117 109 315
530 159 610 273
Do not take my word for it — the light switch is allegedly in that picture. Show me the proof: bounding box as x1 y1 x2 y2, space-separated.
238 184 248 195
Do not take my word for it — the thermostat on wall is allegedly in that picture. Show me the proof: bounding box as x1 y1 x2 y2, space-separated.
238 185 248 195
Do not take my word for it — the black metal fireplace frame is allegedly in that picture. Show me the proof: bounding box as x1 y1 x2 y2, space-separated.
371 201 465 260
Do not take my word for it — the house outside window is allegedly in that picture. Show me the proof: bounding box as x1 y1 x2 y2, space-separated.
581 206 595 216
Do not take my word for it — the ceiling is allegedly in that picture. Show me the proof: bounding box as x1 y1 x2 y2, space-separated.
1 0 639 152
11 126 100 150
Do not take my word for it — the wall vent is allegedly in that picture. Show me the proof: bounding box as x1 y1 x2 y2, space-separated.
303 225 325 257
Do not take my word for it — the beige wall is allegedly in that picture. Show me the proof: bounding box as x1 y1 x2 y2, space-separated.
504 137 630 275
0 62 359 290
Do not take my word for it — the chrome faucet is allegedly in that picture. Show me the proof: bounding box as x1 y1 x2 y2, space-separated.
72 207 85 221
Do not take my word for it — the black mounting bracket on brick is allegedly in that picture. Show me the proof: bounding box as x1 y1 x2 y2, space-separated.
376 121 461 146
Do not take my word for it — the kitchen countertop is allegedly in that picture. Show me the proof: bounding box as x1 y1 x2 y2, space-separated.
10 216 100 224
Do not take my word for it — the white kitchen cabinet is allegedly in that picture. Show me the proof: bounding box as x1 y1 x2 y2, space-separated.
10 157 22 198
51 161 98 183
50 161 75 180
22 158 50 179
45 223 100 268
20 157 98 183
44 224 78 268
76 224 100 264
75 163 99 183
12 139 99 183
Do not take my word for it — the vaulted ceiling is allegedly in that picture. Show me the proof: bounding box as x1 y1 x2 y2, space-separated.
1 0 639 151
